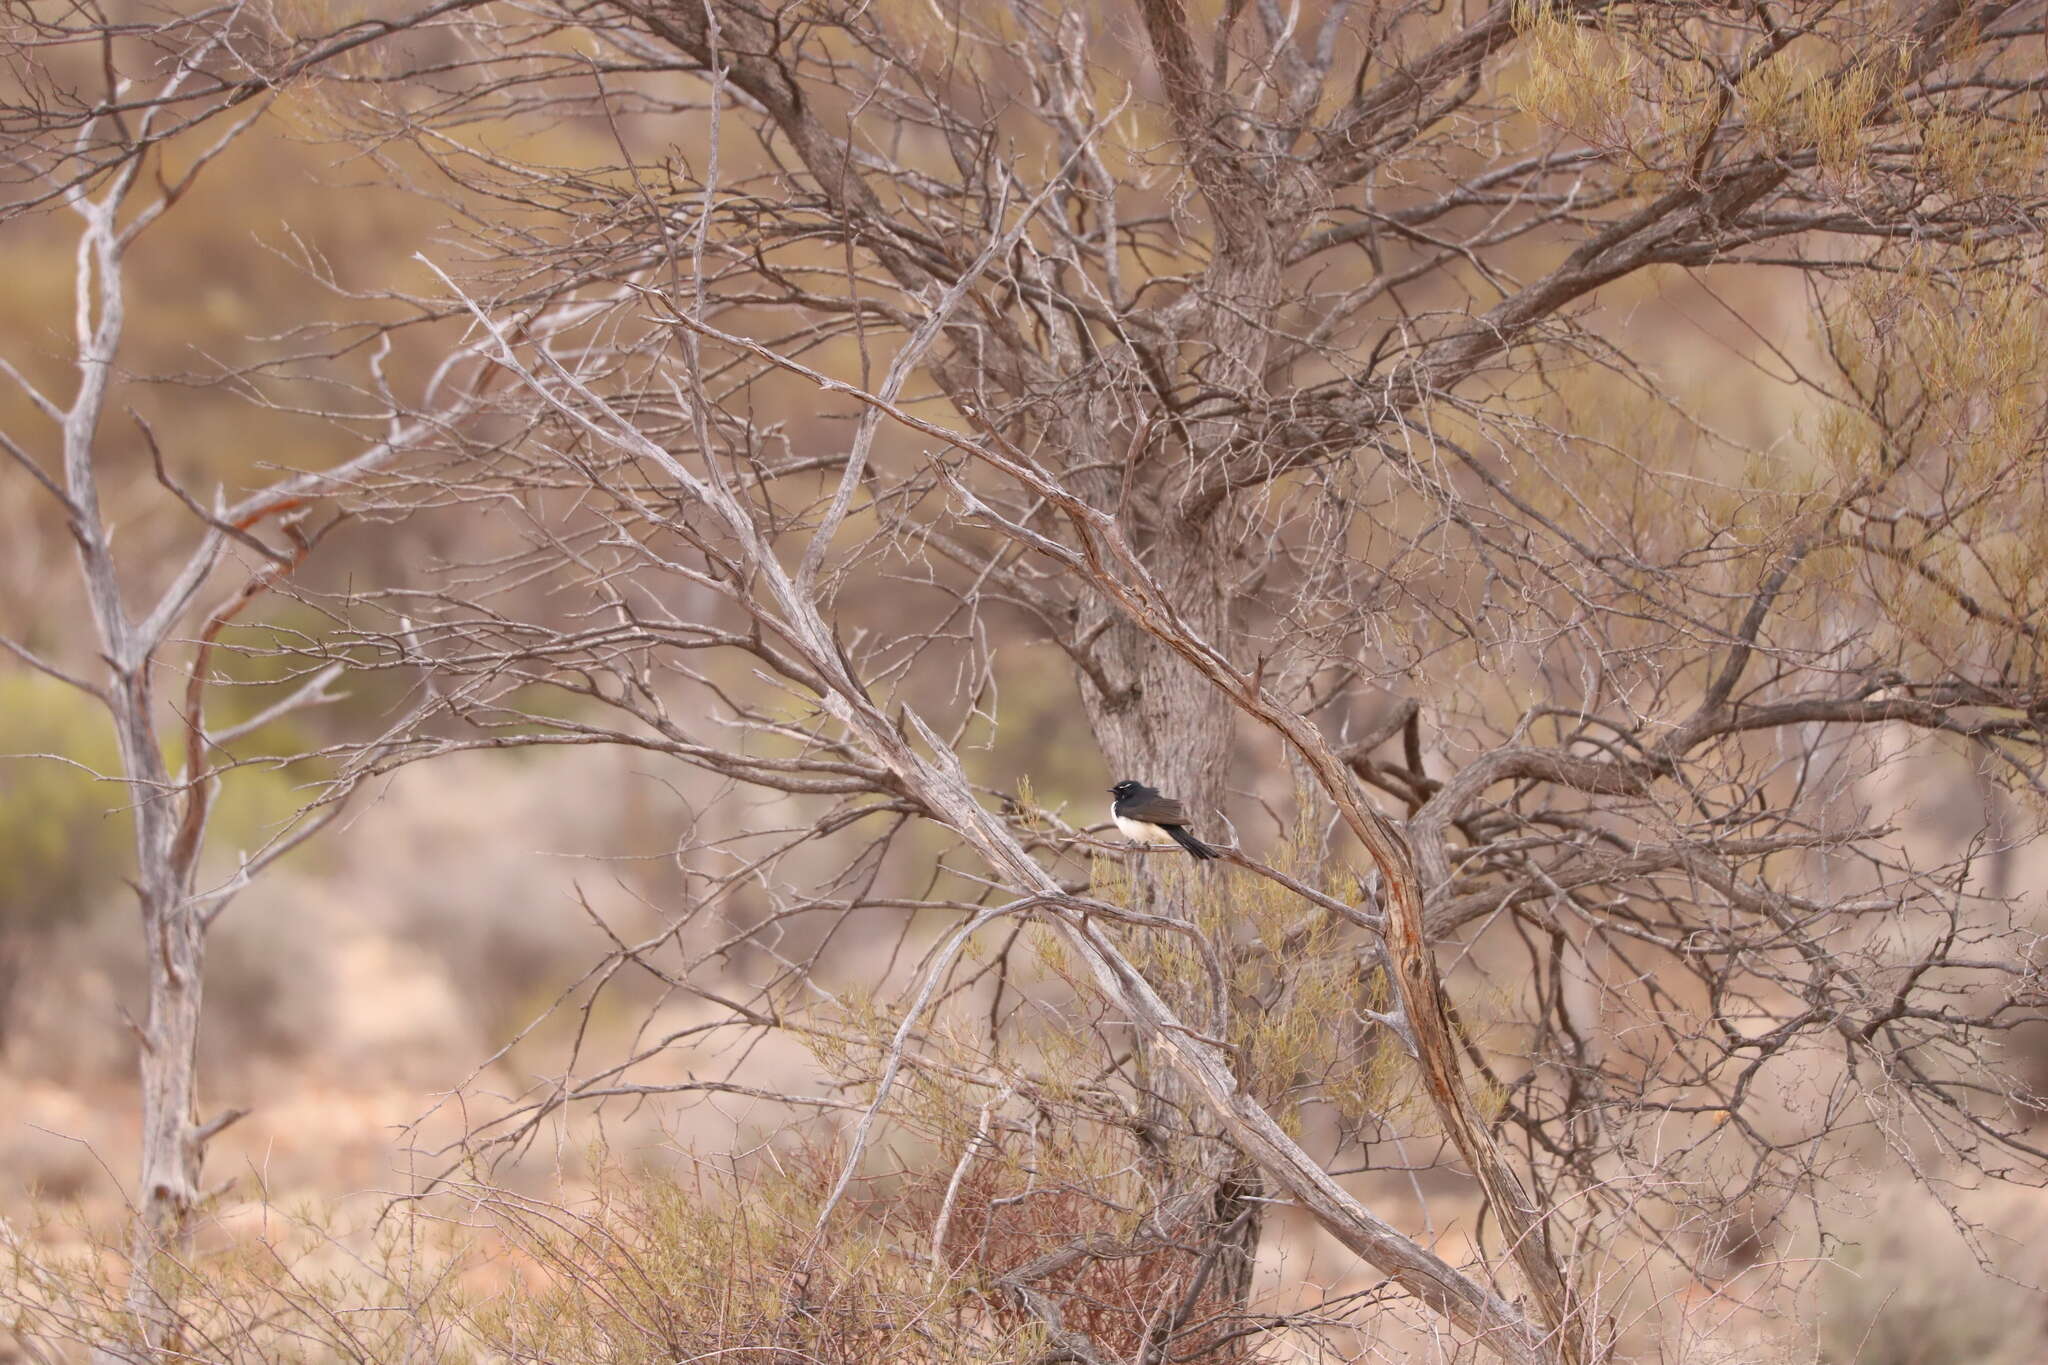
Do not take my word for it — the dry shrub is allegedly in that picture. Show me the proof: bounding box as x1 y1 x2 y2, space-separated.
475 1134 1265 1365
8 1139 1189 1364
1817 1198 2048 1365
904 1158 1263 1364
4 1195 476 1365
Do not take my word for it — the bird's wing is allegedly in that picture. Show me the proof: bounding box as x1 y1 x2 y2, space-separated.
1125 794 1191 824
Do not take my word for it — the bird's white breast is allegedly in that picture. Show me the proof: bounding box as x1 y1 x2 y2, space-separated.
1114 814 1173 844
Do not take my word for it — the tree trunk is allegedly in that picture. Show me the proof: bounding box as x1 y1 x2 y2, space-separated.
1082 535 1235 815
113 899 208 1359
90 671 213 1363
1075 512 1263 1336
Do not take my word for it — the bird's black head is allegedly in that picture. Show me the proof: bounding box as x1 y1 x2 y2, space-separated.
1109 780 1149 799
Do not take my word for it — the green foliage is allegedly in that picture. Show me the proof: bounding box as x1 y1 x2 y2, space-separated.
0 674 129 935
1113 798 1413 1140
0 668 317 939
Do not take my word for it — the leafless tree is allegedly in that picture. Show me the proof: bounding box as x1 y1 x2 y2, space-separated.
0 5 537 1354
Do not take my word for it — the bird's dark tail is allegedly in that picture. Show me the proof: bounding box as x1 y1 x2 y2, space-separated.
1168 825 1219 860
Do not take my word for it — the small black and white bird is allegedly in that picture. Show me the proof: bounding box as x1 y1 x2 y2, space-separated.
1109 780 1219 860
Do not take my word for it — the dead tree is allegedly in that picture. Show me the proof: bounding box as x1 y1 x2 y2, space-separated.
0 6 529 1353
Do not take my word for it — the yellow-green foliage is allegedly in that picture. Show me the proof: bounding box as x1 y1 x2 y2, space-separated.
1803 63 1881 178
1736 58 1804 156
1510 4 1735 187
1513 3 1638 148
1116 800 1413 1137
0 668 315 940
1920 111 2048 201
0 675 129 932
1511 7 2023 204
1816 258 2048 683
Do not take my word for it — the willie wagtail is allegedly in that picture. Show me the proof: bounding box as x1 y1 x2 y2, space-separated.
1109 780 1219 859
